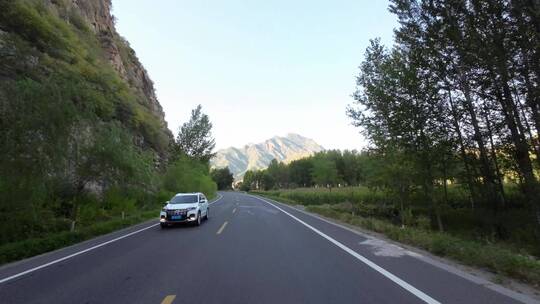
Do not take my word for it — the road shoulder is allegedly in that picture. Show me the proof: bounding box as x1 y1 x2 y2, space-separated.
253 194 540 304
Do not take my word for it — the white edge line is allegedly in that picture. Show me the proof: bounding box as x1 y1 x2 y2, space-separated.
259 195 539 304
0 223 159 284
0 193 225 285
258 196 539 304
252 195 441 304
209 193 223 205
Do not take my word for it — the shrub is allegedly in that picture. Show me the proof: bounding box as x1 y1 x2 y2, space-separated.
0 210 157 265
415 215 431 230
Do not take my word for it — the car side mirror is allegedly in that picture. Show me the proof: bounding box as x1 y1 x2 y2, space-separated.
164 201 169 206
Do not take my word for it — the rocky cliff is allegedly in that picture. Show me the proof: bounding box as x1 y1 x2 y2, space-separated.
0 0 171 151
0 0 172 195
66 0 168 130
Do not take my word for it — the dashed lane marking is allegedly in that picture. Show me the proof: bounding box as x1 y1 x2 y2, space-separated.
217 221 228 235
161 295 176 304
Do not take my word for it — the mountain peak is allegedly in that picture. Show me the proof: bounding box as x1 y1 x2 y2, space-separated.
211 134 324 180
285 133 305 139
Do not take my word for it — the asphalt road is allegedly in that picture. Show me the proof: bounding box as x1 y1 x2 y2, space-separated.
0 192 536 304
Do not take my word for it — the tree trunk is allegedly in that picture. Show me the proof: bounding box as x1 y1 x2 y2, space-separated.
522 74 540 168
419 138 444 233
447 90 478 209
483 106 506 208
487 1 540 227
458 74 501 207
490 62 540 226
497 69 537 194
399 185 405 228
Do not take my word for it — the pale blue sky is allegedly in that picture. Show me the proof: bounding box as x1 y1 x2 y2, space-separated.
112 0 397 150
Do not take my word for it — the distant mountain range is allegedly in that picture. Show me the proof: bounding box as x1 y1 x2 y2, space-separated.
211 134 324 180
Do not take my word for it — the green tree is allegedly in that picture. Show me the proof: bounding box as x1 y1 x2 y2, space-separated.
173 105 216 162
163 156 217 199
266 159 289 188
347 0 540 233
341 150 362 186
312 158 338 190
211 167 234 190
241 170 258 191
289 158 314 187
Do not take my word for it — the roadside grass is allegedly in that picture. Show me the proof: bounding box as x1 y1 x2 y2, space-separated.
257 187 539 255
254 192 540 287
0 210 158 266
0 191 221 266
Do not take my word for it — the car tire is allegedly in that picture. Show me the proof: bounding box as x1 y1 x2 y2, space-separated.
195 212 201 226
205 208 209 220
160 223 167 229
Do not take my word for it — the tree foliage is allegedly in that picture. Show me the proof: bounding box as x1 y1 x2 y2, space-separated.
312 158 339 190
173 105 216 162
163 156 217 199
347 0 540 233
211 167 234 190
241 151 363 191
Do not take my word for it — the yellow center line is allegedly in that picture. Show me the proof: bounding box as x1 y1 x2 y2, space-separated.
217 221 228 235
161 295 176 304
232 208 236 214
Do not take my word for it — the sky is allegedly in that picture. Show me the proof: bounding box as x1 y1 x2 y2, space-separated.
112 0 397 150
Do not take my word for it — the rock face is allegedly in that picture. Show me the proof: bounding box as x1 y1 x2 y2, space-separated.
69 0 168 130
0 0 173 195
211 134 324 180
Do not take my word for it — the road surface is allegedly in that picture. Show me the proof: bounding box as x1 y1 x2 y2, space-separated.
0 192 536 303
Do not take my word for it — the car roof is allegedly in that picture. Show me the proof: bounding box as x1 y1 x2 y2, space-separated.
174 192 201 196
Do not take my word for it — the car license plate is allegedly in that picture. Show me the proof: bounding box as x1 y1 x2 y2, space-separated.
171 215 182 220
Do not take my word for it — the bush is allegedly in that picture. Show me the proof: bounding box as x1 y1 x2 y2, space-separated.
103 187 137 215
0 210 157 265
415 215 431 230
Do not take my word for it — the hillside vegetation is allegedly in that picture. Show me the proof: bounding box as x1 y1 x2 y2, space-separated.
0 0 216 260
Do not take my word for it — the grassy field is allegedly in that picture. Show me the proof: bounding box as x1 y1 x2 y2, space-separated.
253 188 540 287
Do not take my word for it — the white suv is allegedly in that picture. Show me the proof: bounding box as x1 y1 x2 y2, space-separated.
160 192 209 228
